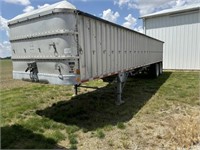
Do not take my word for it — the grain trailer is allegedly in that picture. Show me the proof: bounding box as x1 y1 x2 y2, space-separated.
8 1 163 105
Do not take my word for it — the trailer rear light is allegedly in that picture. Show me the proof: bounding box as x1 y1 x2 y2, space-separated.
75 77 81 83
75 69 80 75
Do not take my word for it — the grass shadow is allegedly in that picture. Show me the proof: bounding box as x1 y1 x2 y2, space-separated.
1 124 65 149
37 72 172 131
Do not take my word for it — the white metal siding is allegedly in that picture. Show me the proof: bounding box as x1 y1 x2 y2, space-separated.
145 10 200 70
78 15 163 81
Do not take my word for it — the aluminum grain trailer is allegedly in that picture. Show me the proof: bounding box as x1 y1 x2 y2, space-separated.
8 1 163 105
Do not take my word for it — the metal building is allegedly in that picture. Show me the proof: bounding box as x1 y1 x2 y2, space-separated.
141 4 200 70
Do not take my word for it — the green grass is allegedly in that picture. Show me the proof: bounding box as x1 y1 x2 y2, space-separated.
70 144 77 150
0 60 199 149
66 125 80 134
68 133 78 144
50 130 66 142
1 124 56 149
117 122 126 129
68 133 78 149
96 129 105 139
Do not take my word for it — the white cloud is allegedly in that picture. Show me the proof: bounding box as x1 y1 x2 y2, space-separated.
23 4 50 12
23 5 34 13
0 17 11 57
0 16 9 31
3 0 30 6
115 0 200 15
0 41 11 58
0 16 9 37
22 3 51 13
37 4 50 9
101 9 120 23
114 0 130 7
122 14 137 29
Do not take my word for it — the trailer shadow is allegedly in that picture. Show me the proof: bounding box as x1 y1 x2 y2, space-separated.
37 72 171 131
1 124 65 149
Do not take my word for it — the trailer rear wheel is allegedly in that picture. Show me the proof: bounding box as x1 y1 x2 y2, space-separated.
159 62 163 75
149 63 160 78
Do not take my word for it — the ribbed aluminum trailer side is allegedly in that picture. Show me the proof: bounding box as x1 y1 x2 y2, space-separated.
8 1 163 104
77 11 163 82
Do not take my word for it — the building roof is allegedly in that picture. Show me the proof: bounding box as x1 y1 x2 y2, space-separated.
140 3 200 19
8 1 76 24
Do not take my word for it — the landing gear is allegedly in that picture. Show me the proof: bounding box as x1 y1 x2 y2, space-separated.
73 84 79 96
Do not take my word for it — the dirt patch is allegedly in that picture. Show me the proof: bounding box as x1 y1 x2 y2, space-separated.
74 105 200 150
0 79 32 90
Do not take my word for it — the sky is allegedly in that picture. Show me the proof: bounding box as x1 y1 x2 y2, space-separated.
0 0 200 58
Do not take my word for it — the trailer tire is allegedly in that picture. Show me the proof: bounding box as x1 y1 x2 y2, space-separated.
149 63 159 78
159 62 163 75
